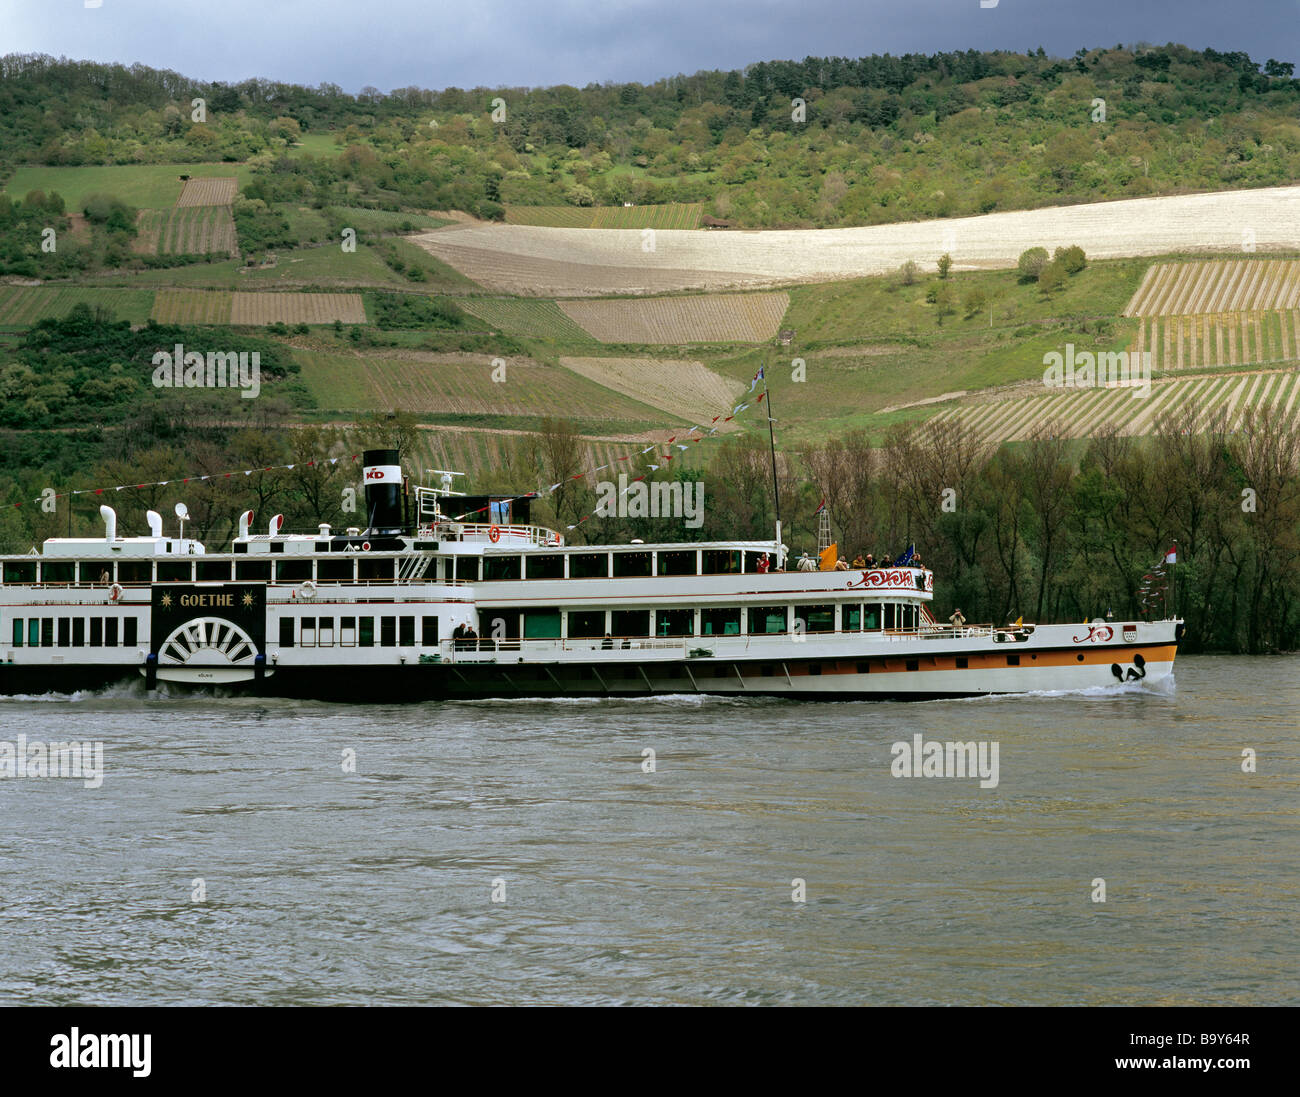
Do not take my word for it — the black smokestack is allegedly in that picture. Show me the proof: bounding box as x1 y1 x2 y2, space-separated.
362 448 404 534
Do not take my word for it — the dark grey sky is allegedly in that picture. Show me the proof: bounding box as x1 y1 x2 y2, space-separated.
3 0 1298 92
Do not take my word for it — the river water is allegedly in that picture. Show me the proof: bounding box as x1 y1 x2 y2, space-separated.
0 654 1295 1006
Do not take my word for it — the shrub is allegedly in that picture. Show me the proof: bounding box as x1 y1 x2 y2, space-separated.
1054 245 1087 274
899 260 919 286
1017 246 1050 281
963 287 988 319
937 253 952 279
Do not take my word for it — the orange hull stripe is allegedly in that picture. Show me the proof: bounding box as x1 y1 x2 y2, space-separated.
777 645 1178 676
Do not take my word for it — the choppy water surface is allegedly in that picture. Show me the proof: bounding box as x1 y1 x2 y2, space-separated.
0 654 1295 1005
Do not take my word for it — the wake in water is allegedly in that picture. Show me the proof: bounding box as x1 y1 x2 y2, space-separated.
955 674 1177 703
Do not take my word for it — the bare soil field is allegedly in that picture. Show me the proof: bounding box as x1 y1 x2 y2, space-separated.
559 291 789 343
176 177 238 207
1125 259 1300 316
410 185 1300 296
558 357 744 422
230 292 365 325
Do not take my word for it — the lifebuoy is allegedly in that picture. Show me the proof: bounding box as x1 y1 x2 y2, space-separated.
361 541 371 552
108 583 123 602
488 525 501 543
300 580 316 599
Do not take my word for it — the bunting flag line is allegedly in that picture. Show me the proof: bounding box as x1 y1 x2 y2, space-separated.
6 455 361 511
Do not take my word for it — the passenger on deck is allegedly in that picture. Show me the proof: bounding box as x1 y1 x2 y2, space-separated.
757 553 771 573
797 552 817 573
834 557 849 571
881 554 893 568
864 553 875 569
601 634 613 649
949 608 966 631
851 553 866 569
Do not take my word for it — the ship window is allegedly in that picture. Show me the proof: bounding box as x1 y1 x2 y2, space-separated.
702 550 740 574
3 562 36 584
809 663 823 676
956 657 968 669
422 617 439 645
301 617 317 646
58 618 70 646
72 618 85 647
39 618 51 646
656 609 694 637
700 607 741 636
747 606 787 635
795 605 834 633
233 543 247 554
453 557 479 582
524 610 561 639
318 559 354 582
744 551 771 574
569 553 609 579
123 618 137 646
864 605 881 630
657 550 697 576
845 605 862 630
883 603 897 630
857 661 870 674
197 561 232 582
106 618 118 646
612 610 650 637
613 552 651 578
527 554 564 580
341 617 357 646
319 617 334 646
763 665 777 677
270 542 285 554
276 560 313 583
483 556 521 582
236 561 271 582
399 617 415 646
119 561 151 584
905 659 919 672
315 542 329 553
1006 654 1020 666
359 558 395 582
158 561 191 582
380 617 397 647
484 612 519 639
43 562 75 585
11 619 21 647
280 618 294 648
567 610 606 639
359 617 374 647
87 564 112 586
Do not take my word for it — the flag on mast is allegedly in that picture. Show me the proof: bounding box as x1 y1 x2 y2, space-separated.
1165 545 1177 564
814 496 826 515
749 365 764 393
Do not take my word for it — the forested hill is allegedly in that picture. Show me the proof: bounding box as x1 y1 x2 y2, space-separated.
1 45 1298 228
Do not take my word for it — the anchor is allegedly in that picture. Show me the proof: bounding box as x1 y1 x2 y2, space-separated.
1110 653 1147 681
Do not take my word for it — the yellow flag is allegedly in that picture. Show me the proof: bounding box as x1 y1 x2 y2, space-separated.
819 542 838 571
1013 615 1023 627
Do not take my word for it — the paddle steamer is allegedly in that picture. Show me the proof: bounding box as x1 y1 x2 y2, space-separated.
0 451 1181 700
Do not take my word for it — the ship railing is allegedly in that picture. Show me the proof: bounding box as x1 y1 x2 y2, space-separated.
448 524 565 547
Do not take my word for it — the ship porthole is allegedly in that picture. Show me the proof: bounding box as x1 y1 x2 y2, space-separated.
1076 653 1084 661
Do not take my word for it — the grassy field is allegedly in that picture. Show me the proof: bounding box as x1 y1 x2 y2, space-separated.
296 349 670 421
329 206 453 234
0 285 155 326
1 163 254 211
559 291 789 344
459 297 600 342
1131 310 1300 371
287 134 343 158
505 202 703 229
